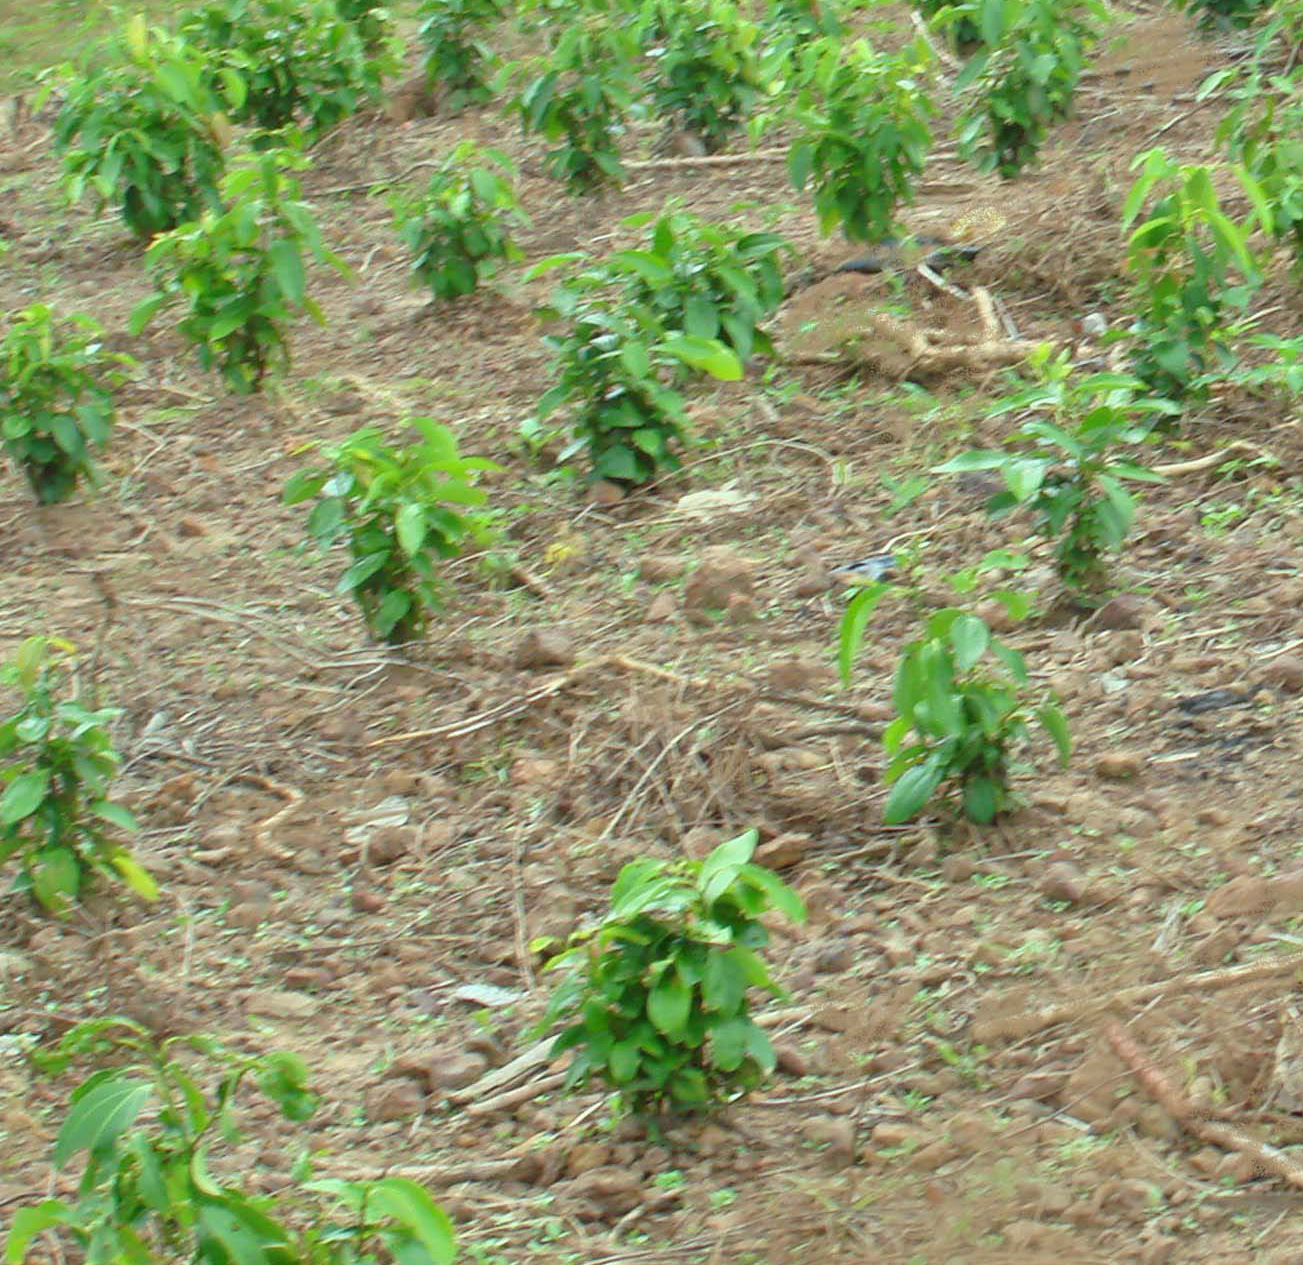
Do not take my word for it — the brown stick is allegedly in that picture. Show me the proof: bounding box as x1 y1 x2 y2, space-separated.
974 951 1303 1044
240 774 304 862
465 1070 570 1116
624 149 788 170
1153 440 1278 478
1105 1019 1303 1191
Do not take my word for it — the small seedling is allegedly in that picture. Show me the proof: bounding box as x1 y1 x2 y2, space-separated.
1122 148 1265 403
639 0 775 153
516 17 642 192
934 348 1171 595
390 143 527 300
6 1017 454 1265
418 0 506 109
48 16 235 239
537 830 805 1115
182 0 378 145
788 36 936 243
952 0 1105 179
0 637 155 916
839 591 1070 823
283 417 500 643
130 147 351 394
534 284 742 485
1 305 134 504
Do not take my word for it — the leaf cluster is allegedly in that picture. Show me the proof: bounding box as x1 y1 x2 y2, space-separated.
533 256 743 485
6 1018 454 1265
130 148 350 394
390 143 527 301
516 19 642 192
840 596 1070 824
952 0 1105 180
418 0 506 110
537 830 805 1116
1 305 135 504
934 350 1171 594
1122 148 1265 403
0 638 156 917
638 0 772 153
283 417 500 643
49 19 233 239
181 0 378 146
787 37 935 244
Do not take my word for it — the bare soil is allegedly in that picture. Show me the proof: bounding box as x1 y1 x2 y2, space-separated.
5 7 1303 1264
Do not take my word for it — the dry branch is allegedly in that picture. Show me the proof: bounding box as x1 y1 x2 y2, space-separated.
1153 439 1278 478
1105 1019 1303 1191
973 951 1303 1044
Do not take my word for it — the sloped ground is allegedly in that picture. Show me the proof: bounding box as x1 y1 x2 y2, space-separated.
5 5 1303 1264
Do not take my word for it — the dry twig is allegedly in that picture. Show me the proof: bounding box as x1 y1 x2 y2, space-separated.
1106 1019 1303 1191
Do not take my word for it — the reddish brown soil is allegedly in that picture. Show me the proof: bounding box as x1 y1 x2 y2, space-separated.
5 6 1303 1264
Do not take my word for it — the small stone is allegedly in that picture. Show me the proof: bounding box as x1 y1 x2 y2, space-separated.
940 853 976 883
813 939 854 974
754 833 810 870
368 826 415 866
365 1081 425 1122
1263 655 1303 693
1095 596 1145 630
351 889 385 914
775 1043 809 1077
726 592 759 623
794 568 831 598
680 826 720 860
283 967 332 992
646 591 677 623
430 1053 489 1092
1095 752 1143 780
802 1116 857 1166
244 989 317 1020
975 598 1016 633
869 1121 930 1150
565 1142 612 1178
177 516 207 538
638 554 684 583
1039 861 1086 905
1207 874 1272 919
568 1167 643 1217
587 480 626 506
515 628 575 670
683 548 754 615
227 900 272 931
1104 631 1145 664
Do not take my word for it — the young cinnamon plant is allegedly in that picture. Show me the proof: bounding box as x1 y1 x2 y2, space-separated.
0 638 155 916
537 830 805 1115
283 418 500 643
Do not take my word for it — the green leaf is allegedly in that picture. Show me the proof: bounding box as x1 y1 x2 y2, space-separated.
1037 702 1072 766
661 335 743 381
948 614 990 674
0 770 48 824
395 503 426 557
6 1202 76 1264
963 776 999 824
269 240 306 307
648 973 691 1038
53 1076 153 1168
92 801 139 833
882 754 946 825
700 830 757 904
120 281 173 339
838 582 892 687
109 852 158 902
363 1179 456 1265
